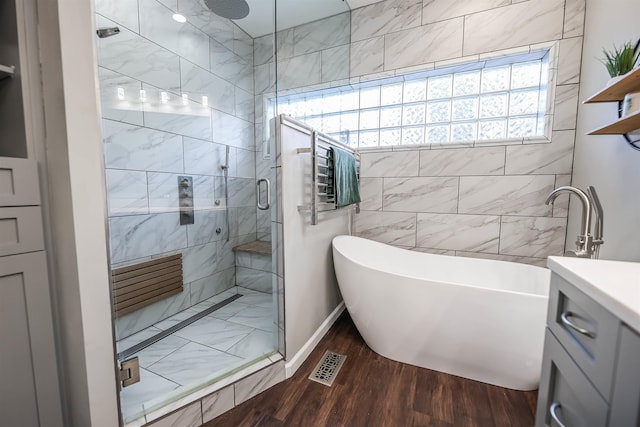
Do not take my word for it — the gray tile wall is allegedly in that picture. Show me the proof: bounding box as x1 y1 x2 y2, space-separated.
252 13 349 241
252 0 583 266
235 252 272 293
95 0 259 339
349 0 585 266
254 13 351 93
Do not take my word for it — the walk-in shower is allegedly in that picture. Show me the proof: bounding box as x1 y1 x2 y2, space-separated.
94 0 352 422
95 0 281 422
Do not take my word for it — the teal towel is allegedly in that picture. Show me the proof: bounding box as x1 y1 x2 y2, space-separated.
328 147 361 208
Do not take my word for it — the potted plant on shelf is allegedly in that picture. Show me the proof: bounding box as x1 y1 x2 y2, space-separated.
601 41 639 86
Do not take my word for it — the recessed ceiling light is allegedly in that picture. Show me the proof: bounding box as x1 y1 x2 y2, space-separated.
172 13 187 23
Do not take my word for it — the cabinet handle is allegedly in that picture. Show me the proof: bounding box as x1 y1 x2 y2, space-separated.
560 311 596 338
550 402 567 427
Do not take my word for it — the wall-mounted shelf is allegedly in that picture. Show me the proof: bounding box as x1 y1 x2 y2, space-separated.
0 64 16 80
584 67 640 103
584 67 640 141
588 109 640 135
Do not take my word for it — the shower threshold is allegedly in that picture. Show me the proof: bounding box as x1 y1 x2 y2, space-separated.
117 293 242 361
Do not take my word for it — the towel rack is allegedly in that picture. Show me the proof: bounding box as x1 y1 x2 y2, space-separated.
297 131 360 225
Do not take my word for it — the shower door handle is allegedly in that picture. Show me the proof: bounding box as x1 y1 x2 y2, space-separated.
257 178 271 210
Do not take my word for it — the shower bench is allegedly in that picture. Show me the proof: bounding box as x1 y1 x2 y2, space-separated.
232 241 273 293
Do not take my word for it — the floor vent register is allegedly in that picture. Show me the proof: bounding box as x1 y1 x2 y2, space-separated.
308 350 347 386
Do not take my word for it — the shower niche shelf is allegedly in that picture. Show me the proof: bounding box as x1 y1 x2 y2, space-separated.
0 64 15 80
584 67 640 136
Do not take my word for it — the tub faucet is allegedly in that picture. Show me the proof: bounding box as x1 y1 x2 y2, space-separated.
545 185 604 259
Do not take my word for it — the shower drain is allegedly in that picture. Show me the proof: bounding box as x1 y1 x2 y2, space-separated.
308 350 347 386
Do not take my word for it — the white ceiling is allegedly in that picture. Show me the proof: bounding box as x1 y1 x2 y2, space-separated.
234 0 384 38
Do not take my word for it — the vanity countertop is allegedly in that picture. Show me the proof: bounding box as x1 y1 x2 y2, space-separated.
548 257 640 332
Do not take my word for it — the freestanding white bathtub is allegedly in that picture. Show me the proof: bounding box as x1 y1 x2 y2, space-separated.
332 235 550 391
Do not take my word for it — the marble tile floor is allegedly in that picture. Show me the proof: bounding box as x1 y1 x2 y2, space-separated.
117 287 279 423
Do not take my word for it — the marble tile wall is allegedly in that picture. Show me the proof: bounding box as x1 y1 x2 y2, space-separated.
347 0 583 77
355 142 572 266
95 0 261 339
235 252 272 293
251 11 350 181
247 0 581 268
253 12 350 92
348 0 585 265
252 12 350 240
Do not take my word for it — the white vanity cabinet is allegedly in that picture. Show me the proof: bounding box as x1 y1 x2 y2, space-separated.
535 258 640 427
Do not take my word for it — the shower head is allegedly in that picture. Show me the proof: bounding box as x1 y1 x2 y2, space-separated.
96 27 120 38
204 0 250 20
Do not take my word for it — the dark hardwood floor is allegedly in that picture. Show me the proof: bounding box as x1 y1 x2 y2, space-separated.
204 312 538 427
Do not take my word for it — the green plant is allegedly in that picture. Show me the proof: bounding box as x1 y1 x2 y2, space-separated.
600 42 639 77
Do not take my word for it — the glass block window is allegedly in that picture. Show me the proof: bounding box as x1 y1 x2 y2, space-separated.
277 49 551 149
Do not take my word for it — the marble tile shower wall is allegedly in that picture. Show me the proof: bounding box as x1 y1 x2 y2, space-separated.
252 12 351 240
95 0 259 339
254 12 351 93
250 15 351 351
350 0 585 266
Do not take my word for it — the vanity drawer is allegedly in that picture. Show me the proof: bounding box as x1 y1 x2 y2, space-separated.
0 158 41 207
535 331 608 427
0 207 44 256
547 273 619 398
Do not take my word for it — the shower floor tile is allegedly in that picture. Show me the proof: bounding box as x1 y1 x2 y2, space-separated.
191 288 241 311
136 334 190 368
116 287 279 423
146 341 244 386
236 289 272 307
120 367 180 421
117 326 162 352
226 329 276 360
226 305 275 331
154 308 199 330
208 301 252 320
173 316 254 351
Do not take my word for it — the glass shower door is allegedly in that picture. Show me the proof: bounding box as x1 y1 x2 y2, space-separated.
94 0 280 423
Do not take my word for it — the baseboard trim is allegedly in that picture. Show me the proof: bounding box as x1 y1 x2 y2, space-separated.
284 301 345 379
